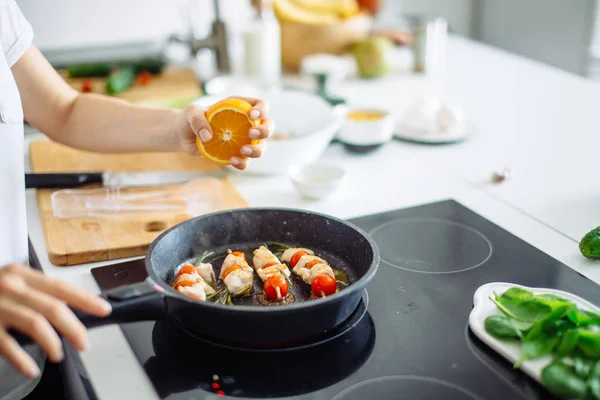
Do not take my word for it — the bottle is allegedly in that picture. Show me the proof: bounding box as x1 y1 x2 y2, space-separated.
243 0 282 88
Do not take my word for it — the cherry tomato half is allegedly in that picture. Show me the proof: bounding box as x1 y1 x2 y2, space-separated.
290 250 308 268
264 275 288 300
81 79 93 93
311 275 337 297
177 264 196 277
136 70 152 86
222 265 242 280
263 262 279 269
231 251 247 261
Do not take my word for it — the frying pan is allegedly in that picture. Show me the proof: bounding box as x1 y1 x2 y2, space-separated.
16 208 380 348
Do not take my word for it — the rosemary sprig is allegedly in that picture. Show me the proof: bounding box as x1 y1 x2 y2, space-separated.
194 250 214 266
277 267 293 287
206 287 225 300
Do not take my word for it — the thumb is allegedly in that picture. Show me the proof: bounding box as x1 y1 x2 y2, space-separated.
185 104 212 142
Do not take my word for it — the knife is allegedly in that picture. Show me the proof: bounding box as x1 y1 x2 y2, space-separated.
25 171 229 189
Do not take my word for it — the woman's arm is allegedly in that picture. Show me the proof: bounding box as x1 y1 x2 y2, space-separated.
11 45 272 168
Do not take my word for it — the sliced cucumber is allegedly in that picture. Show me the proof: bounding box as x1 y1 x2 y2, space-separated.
105 65 136 95
67 63 112 78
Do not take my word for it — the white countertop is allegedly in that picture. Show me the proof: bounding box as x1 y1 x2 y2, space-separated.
23 35 600 399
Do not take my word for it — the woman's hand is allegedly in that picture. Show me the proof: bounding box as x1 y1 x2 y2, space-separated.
0 264 112 378
174 96 274 170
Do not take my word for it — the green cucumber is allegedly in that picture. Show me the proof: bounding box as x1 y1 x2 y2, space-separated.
67 63 112 78
131 59 165 74
105 65 136 95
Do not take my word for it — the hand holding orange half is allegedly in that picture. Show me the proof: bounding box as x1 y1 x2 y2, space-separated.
176 96 273 170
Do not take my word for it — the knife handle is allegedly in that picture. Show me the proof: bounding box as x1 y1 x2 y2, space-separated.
25 173 103 189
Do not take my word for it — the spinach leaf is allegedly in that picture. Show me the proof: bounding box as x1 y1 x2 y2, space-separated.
578 330 600 358
516 336 559 367
556 329 581 359
484 315 521 340
491 295 552 323
501 287 534 301
590 361 600 379
589 377 600 400
535 293 571 302
569 309 600 327
574 356 595 379
525 304 574 342
541 362 587 399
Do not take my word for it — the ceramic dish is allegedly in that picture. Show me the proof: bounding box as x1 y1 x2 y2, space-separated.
288 163 346 200
336 106 395 153
394 99 474 145
469 281 600 397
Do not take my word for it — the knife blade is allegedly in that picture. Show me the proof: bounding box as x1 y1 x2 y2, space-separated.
24 171 229 189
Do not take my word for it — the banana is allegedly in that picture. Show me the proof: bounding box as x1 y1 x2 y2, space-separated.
290 0 360 18
273 0 341 25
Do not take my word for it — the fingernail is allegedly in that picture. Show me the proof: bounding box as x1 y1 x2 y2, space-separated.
230 157 241 167
199 128 212 142
249 110 260 120
79 337 89 352
249 128 261 139
27 362 40 378
240 147 252 156
100 298 112 314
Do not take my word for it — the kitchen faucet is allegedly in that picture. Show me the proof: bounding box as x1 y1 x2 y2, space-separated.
167 0 230 73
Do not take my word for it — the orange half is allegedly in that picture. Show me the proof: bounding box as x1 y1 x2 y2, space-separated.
196 98 260 165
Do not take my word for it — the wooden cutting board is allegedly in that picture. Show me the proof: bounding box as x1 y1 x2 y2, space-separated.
30 139 248 266
58 66 202 105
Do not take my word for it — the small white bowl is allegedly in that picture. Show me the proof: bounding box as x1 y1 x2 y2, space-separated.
336 106 395 152
288 163 346 200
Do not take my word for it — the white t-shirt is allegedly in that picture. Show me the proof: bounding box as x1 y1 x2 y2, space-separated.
0 0 32 267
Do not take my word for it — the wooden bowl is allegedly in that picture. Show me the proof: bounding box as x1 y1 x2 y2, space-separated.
280 13 373 72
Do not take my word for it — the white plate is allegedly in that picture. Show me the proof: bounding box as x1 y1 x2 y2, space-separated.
469 282 600 395
394 120 475 144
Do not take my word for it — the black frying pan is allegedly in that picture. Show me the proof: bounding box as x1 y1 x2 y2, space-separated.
17 208 380 348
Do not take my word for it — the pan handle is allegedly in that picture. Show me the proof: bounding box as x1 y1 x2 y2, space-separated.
11 280 167 346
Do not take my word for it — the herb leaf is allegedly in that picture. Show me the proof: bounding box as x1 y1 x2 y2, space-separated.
555 329 580 359
501 287 534 301
577 330 600 358
541 361 588 399
484 315 521 340
490 295 552 323
574 356 595 379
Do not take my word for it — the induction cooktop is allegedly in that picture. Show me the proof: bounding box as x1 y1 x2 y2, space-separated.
91 199 599 399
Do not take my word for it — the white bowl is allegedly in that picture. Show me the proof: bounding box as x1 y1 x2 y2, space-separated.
336 106 395 150
193 90 342 175
288 163 346 200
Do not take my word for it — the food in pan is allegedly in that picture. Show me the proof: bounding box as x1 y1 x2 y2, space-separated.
171 265 216 301
252 245 293 303
171 242 350 305
219 250 255 297
282 247 338 298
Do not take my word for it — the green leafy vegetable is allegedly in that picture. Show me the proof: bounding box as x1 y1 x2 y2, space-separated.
574 357 595 379
588 377 600 399
484 286 600 399
501 287 534 301
490 295 551 322
578 330 600 359
541 362 588 399
556 330 580 359
484 315 521 340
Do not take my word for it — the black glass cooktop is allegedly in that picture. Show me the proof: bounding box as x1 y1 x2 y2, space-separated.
91 199 600 400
